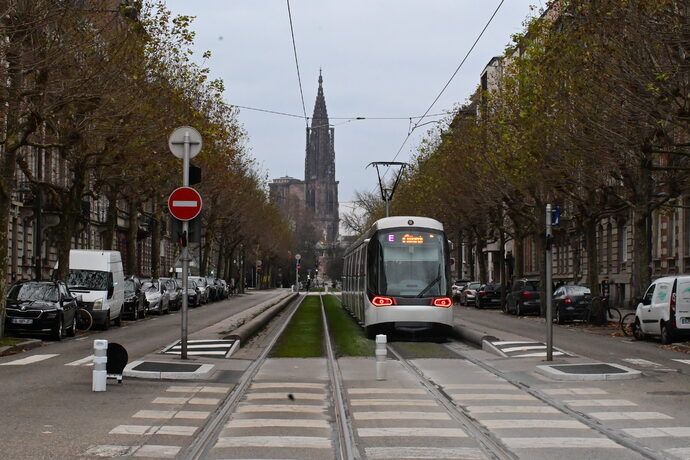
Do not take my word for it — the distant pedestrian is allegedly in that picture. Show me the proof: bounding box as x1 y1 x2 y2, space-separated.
306 279 311 292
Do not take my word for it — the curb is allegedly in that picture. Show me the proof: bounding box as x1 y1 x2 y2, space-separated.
123 360 215 380
0 339 42 357
224 293 298 345
536 362 642 381
452 324 499 348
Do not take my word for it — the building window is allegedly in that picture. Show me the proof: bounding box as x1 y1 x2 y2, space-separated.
606 223 613 273
618 220 628 267
669 211 677 258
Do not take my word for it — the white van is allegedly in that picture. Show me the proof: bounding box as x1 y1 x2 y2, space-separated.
635 275 690 344
67 250 125 329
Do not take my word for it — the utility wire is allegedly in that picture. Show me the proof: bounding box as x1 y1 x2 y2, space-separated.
375 0 506 190
231 104 448 121
286 0 308 127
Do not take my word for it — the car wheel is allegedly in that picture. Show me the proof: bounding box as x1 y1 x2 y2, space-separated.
67 314 77 337
632 318 645 341
660 322 674 345
556 307 564 324
52 316 63 341
102 312 110 330
114 313 122 327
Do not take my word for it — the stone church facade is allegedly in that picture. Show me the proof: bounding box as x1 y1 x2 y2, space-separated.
269 72 340 245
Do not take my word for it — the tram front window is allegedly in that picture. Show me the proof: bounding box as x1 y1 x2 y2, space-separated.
372 229 448 297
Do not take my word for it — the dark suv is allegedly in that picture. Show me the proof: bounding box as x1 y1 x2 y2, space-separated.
476 283 502 309
5 281 78 341
505 279 541 316
123 277 146 320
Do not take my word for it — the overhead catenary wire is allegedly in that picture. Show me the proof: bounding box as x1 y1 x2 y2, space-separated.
286 0 308 127
231 104 449 121
374 0 507 190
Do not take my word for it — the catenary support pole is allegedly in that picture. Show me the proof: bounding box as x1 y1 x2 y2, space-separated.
180 130 190 360
545 203 553 361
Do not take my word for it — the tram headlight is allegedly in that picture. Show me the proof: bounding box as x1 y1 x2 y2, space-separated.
431 297 453 308
371 296 395 306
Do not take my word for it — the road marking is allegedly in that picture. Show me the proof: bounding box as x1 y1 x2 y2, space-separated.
354 411 451 421
445 383 514 390
0 354 59 365
512 351 568 357
467 405 559 414
622 427 690 438
502 345 551 353
366 447 483 459
132 444 180 458
225 418 330 429
666 447 690 458
350 399 436 407
65 355 94 366
246 392 326 401
564 399 637 407
348 388 426 395
589 411 673 421
215 436 332 449
173 410 210 419
237 404 325 413
110 425 158 435
188 397 220 405
622 358 663 367
482 419 588 429
452 393 536 401
83 445 137 457
133 410 176 419
153 397 189 404
250 382 325 390
673 359 690 365
156 425 198 436
358 427 467 437
502 437 622 448
543 388 607 395
166 385 203 393
198 385 230 393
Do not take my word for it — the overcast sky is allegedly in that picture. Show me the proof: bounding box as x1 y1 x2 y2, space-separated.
164 1 542 213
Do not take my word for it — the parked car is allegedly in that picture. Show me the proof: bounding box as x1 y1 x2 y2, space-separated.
141 279 170 315
67 249 124 329
160 277 182 311
5 281 78 341
189 276 209 303
476 283 502 309
216 279 228 299
633 276 690 344
206 277 218 301
451 280 470 299
553 285 591 324
505 279 541 316
123 277 146 320
460 282 481 306
187 280 202 307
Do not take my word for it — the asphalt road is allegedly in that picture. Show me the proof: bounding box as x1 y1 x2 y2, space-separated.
0 290 282 460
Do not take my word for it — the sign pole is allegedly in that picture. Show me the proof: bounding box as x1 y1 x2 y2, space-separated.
180 131 191 360
295 254 301 292
545 203 553 361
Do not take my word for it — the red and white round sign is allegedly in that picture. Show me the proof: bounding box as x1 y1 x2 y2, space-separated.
168 187 202 221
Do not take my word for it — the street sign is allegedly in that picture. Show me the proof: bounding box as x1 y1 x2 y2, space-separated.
169 126 202 159
295 254 301 260
168 187 202 221
551 205 561 227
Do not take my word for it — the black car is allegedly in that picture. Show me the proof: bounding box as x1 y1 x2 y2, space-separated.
476 283 502 309
187 280 201 307
553 285 592 324
5 281 78 341
505 279 541 316
123 277 146 320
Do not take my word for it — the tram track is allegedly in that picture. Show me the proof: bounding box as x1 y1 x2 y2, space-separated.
180 294 306 460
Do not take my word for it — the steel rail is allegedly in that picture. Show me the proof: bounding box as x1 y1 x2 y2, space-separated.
320 295 358 460
445 343 667 460
386 344 517 460
180 294 306 460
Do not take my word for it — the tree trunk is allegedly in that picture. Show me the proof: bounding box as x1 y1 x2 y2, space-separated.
499 231 507 310
216 242 224 279
584 217 604 324
55 168 87 281
127 198 138 276
632 207 651 298
476 240 487 284
102 187 118 250
239 246 246 293
514 237 524 279
150 204 160 279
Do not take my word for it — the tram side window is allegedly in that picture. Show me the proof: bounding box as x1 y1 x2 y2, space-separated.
367 238 382 295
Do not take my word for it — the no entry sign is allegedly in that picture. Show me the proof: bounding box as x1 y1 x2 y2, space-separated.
168 187 202 221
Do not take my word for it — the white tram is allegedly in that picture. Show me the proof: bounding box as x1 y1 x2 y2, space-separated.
342 216 454 338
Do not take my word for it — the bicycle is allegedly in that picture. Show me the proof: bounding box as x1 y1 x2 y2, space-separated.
75 307 93 332
591 296 622 326
621 312 641 337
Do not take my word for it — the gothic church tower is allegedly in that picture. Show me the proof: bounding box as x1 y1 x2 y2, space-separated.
304 71 339 243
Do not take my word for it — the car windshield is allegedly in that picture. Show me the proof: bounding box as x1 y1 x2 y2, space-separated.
568 286 591 296
142 281 159 292
368 228 448 297
68 269 109 290
468 282 481 290
7 283 59 302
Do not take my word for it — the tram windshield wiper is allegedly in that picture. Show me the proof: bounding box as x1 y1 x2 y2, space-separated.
417 268 441 298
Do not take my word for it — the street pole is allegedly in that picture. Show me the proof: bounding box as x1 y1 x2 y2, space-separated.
180 131 190 360
545 203 553 361
295 253 301 292
385 195 390 217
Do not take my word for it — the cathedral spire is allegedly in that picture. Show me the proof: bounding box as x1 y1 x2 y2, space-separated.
311 70 328 128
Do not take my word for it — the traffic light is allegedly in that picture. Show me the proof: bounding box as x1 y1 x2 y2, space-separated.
171 216 201 244
179 230 188 247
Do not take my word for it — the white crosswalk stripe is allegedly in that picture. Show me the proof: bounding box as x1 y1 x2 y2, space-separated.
65 355 94 366
622 427 690 438
1 354 59 365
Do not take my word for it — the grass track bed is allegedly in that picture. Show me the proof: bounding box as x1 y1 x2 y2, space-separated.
271 296 324 357
324 295 375 357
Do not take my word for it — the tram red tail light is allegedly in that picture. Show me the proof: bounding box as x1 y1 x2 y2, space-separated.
372 296 395 307
431 297 453 307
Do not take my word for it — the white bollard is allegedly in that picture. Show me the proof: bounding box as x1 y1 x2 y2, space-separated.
92 339 108 392
375 334 387 381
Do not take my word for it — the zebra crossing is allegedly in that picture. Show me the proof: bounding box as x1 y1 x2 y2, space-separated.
485 340 571 358
205 381 335 459
162 339 239 358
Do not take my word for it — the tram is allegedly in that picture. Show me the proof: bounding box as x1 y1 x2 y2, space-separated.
342 216 453 338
